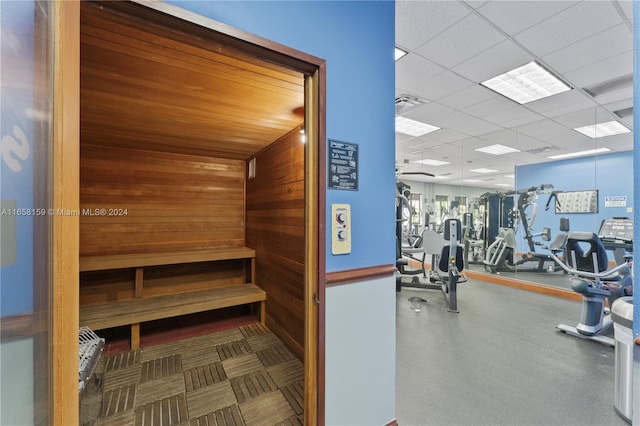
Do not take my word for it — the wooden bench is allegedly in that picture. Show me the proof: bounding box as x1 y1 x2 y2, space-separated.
79 247 266 349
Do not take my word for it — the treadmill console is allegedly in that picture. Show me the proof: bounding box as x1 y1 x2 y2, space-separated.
598 218 633 252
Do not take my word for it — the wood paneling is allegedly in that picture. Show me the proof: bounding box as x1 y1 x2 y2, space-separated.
80 144 246 255
80 2 304 159
326 264 398 287
247 127 305 359
52 2 80 424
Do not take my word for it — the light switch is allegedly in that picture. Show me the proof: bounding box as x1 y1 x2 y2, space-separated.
331 204 351 255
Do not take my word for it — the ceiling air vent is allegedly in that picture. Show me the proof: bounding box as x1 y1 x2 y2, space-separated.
395 94 428 114
583 74 632 97
614 107 633 119
525 146 558 155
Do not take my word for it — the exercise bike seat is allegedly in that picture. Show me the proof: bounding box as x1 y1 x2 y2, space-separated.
565 232 609 273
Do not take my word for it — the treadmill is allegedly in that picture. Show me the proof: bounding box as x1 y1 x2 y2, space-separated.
598 217 633 265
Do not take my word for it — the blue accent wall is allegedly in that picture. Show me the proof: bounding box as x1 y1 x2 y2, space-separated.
166 2 397 423
515 151 633 254
167 0 397 273
0 0 36 316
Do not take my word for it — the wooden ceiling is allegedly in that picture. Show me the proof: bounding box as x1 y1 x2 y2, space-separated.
80 2 305 160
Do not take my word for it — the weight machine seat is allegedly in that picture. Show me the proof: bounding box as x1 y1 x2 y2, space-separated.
438 218 465 274
438 245 465 273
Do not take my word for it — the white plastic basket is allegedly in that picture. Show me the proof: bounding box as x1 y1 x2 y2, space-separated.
78 326 104 393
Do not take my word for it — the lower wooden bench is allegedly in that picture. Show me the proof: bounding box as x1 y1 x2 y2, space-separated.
79 284 266 349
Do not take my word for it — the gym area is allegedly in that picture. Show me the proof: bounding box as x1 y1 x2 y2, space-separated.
393 2 635 423
395 180 634 424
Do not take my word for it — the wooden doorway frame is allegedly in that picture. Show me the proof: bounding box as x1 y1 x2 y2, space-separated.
52 1 325 423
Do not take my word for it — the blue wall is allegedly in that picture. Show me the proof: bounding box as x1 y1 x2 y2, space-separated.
0 1 36 316
166 2 397 424
515 151 633 254
168 1 397 273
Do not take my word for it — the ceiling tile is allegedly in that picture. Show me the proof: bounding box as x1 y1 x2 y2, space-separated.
436 84 497 110
415 128 469 144
591 88 633 106
452 39 533 82
541 24 632 75
402 101 455 125
464 95 517 118
476 129 519 144
499 113 547 130
513 1 623 57
482 106 542 128
515 119 568 139
563 51 633 88
396 0 471 50
415 14 505 68
523 90 594 115
406 70 475 102
615 0 633 22
434 111 501 136
475 0 576 36
396 54 445 99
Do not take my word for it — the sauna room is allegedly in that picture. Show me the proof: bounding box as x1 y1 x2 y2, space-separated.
78 2 314 423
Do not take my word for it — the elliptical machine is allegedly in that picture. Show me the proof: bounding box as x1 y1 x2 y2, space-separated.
549 231 633 347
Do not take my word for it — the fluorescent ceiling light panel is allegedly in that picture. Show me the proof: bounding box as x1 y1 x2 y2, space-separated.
414 158 450 166
496 183 513 187
573 121 630 139
504 174 514 178
475 144 520 155
395 47 408 61
395 116 441 137
469 168 498 174
433 175 450 180
463 179 483 183
547 147 611 160
481 61 571 104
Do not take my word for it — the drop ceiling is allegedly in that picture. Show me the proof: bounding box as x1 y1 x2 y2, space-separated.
395 0 634 188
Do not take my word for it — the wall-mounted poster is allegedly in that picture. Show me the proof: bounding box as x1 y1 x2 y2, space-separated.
328 139 358 191
554 190 598 214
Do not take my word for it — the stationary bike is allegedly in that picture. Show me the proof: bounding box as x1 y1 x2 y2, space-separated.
549 231 633 347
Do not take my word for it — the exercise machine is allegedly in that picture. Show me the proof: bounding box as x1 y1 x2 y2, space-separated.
463 213 484 265
482 226 516 273
598 217 633 265
550 230 633 347
483 185 567 273
397 218 466 312
512 184 563 272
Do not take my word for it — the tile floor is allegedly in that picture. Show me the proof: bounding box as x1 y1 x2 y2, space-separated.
90 323 304 426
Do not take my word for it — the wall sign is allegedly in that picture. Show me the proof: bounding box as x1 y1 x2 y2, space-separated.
328 139 358 191
604 195 627 208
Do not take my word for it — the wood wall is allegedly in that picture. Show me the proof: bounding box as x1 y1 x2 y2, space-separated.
80 144 246 255
246 127 305 358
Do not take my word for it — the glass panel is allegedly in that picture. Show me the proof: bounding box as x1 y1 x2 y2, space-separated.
1 0 53 423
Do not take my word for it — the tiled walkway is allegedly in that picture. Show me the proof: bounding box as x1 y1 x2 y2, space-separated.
93 323 304 426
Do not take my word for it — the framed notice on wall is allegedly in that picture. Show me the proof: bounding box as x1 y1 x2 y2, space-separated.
328 139 359 191
554 190 598 214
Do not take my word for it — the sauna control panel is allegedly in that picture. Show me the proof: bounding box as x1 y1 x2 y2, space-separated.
331 204 351 255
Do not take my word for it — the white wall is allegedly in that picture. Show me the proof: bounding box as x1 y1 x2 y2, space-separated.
325 276 396 425
0 338 34 425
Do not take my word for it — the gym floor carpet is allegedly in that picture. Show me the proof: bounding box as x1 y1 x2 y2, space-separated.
396 278 627 426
